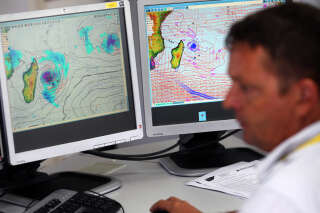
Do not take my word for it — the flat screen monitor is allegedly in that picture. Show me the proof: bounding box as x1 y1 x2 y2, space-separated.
0 0 143 195
137 0 285 176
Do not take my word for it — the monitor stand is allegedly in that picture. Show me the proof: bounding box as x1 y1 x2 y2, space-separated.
0 161 121 201
159 131 264 177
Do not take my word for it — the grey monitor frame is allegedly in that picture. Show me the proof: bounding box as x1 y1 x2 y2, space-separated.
0 0 143 165
137 0 242 138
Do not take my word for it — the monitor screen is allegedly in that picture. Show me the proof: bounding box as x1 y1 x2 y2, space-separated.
0 0 143 165
138 0 285 137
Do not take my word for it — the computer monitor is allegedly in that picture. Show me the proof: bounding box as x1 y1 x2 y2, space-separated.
137 0 285 176
0 0 143 197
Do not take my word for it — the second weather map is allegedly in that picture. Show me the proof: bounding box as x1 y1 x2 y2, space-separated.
1 9 128 132
146 2 273 107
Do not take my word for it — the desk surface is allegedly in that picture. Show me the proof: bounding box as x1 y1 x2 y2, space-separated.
108 135 250 213
2 133 257 213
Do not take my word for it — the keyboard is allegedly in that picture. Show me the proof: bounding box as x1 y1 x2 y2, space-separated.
24 189 122 213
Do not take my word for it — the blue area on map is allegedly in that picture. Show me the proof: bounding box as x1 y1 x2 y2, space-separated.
39 50 69 107
178 81 216 100
101 33 120 54
5 47 23 74
79 26 94 54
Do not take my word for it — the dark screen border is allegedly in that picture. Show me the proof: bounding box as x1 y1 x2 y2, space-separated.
152 101 234 126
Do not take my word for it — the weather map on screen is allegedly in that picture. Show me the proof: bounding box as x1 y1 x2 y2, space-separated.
144 0 282 108
1 9 129 132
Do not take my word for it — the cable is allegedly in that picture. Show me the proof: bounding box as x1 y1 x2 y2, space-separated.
85 130 240 161
85 129 240 161
192 129 241 150
85 149 174 161
83 136 184 159
23 199 39 212
0 190 6 198
104 138 184 158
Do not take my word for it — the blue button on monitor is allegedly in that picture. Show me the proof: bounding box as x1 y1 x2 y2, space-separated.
199 111 207 122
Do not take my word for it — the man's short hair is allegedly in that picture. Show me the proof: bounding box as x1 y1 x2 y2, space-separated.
226 3 320 94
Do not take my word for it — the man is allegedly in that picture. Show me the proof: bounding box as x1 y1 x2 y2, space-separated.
150 2 320 213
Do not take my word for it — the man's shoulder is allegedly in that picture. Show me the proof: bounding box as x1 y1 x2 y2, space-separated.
251 148 320 213
263 144 320 200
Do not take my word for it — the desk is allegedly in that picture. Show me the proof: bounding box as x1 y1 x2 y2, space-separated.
1 134 258 213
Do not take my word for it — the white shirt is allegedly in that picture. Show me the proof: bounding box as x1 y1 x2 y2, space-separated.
239 121 320 213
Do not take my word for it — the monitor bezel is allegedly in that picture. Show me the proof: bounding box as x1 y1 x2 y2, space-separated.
0 0 143 165
137 0 242 137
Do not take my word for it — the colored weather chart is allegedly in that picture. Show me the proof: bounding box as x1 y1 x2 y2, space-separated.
146 3 271 107
0 9 128 132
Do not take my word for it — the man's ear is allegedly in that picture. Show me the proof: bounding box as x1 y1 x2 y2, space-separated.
295 78 319 118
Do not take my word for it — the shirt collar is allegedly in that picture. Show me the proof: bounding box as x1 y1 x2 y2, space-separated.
256 121 320 181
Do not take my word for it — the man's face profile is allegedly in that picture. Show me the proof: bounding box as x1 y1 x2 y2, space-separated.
224 43 301 151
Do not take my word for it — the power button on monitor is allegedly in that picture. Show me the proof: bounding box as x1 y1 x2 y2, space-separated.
199 111 207 122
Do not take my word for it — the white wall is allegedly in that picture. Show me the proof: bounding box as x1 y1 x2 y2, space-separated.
43 0 105 9
294 0 320 8
0 0 105 15
0 0 39 15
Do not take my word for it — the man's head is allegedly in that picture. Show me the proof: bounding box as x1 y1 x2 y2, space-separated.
224 3 320 151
